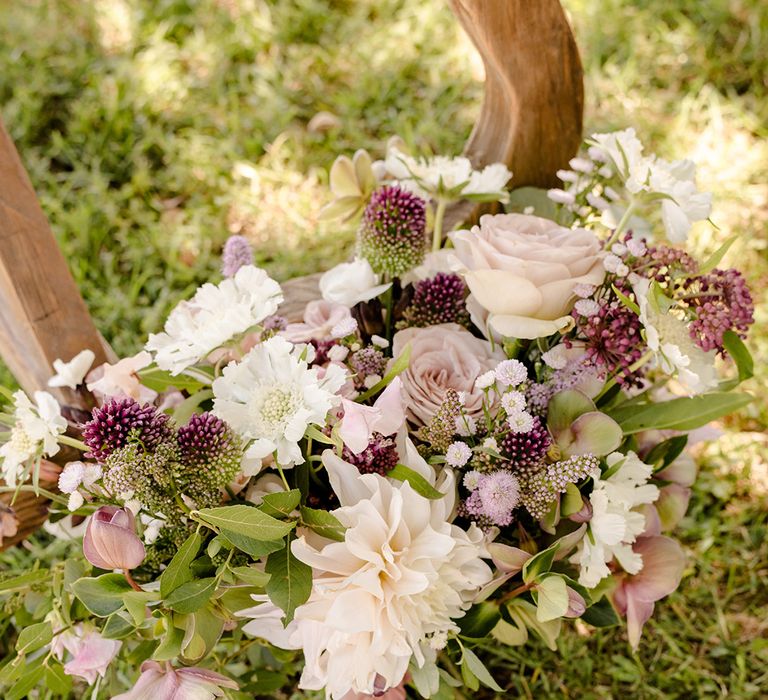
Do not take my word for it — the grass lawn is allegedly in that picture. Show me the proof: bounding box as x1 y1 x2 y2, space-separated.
1 0 766 697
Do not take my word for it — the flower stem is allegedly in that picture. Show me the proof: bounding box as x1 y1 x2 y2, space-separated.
595 350 654 401
123 569 142 592
58 435 89 452
431 198 448 252
604 201 636 249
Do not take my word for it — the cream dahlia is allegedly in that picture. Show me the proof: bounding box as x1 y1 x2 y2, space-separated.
146 265 283 374
212 336 346 468
284 451 491 698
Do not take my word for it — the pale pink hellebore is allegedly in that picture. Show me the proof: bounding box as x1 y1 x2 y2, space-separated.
611 535 686 649
112 661 238 700
338 377 406 454
83 506 145 571
57 627 121 684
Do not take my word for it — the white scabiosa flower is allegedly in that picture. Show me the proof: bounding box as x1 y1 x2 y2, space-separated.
281 452 492 699
146 265 283 375
571 451 660 588
0 391 67 486
633 277 717 394
212 336 346 468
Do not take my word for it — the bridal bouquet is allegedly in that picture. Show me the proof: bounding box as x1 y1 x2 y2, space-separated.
0 128 755 699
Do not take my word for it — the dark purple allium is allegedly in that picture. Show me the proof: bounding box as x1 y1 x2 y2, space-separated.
571 282 646 386
499 416 552 471
177 412 243 499
342 433 399 475
681 268 754 354
221 235 254 277
83 398 172 462
400 273 470 328
177 412 239 467
357 185 427 277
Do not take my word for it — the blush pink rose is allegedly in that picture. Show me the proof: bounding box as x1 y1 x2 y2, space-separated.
392 323 502 425
450 213 605 339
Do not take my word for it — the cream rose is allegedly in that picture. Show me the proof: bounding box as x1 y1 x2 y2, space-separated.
392 323 502 425
450 213 605 339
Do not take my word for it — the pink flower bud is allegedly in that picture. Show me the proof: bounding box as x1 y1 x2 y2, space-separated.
83 506 145 571
568 497 593 523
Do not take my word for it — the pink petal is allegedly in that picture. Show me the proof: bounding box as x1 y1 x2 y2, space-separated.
627 536 686 603
177 667 238 690
655 484 691 531
625 594 655 650
339 399 376 454
487 543 530 574
370 377 406 437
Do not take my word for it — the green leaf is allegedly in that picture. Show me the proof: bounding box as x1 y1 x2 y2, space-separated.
102 612 137 639
506 186 558 218
265 539 312 624
153 620 185 661
0 569 49 593
723 330 753 383
15 621 52 655
562 483 583 517
182 607 224 662
388 464 443 500
231 566 271 588
547 390 595 433
612 284 640 314
535 575 569 622
644 435 688 471
195 505 295 541
581 596 621 627
458 602 501 639
491 617 528 646
123 591 155 626
138 365 206 393
45 663 73 696
72 574 132 617
506 599 562 651
259 489 301 518
698 235 737 275
461 646 503 692
356 343 411 402
219 530 286 558
300 506 346 542
6 658 45 700
160 531 202 598
172 390 214 424
165 578 216 614
522 541 559 584
607 392 753 433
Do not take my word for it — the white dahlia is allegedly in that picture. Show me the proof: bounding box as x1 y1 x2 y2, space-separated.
268 451 492 699
146 265 283 375
212 337 346 468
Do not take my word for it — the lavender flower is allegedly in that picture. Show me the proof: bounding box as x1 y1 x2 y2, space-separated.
357 185 427 277
400 273 470 328
83 398 172 462
221 235 254 277
464 470 521 527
